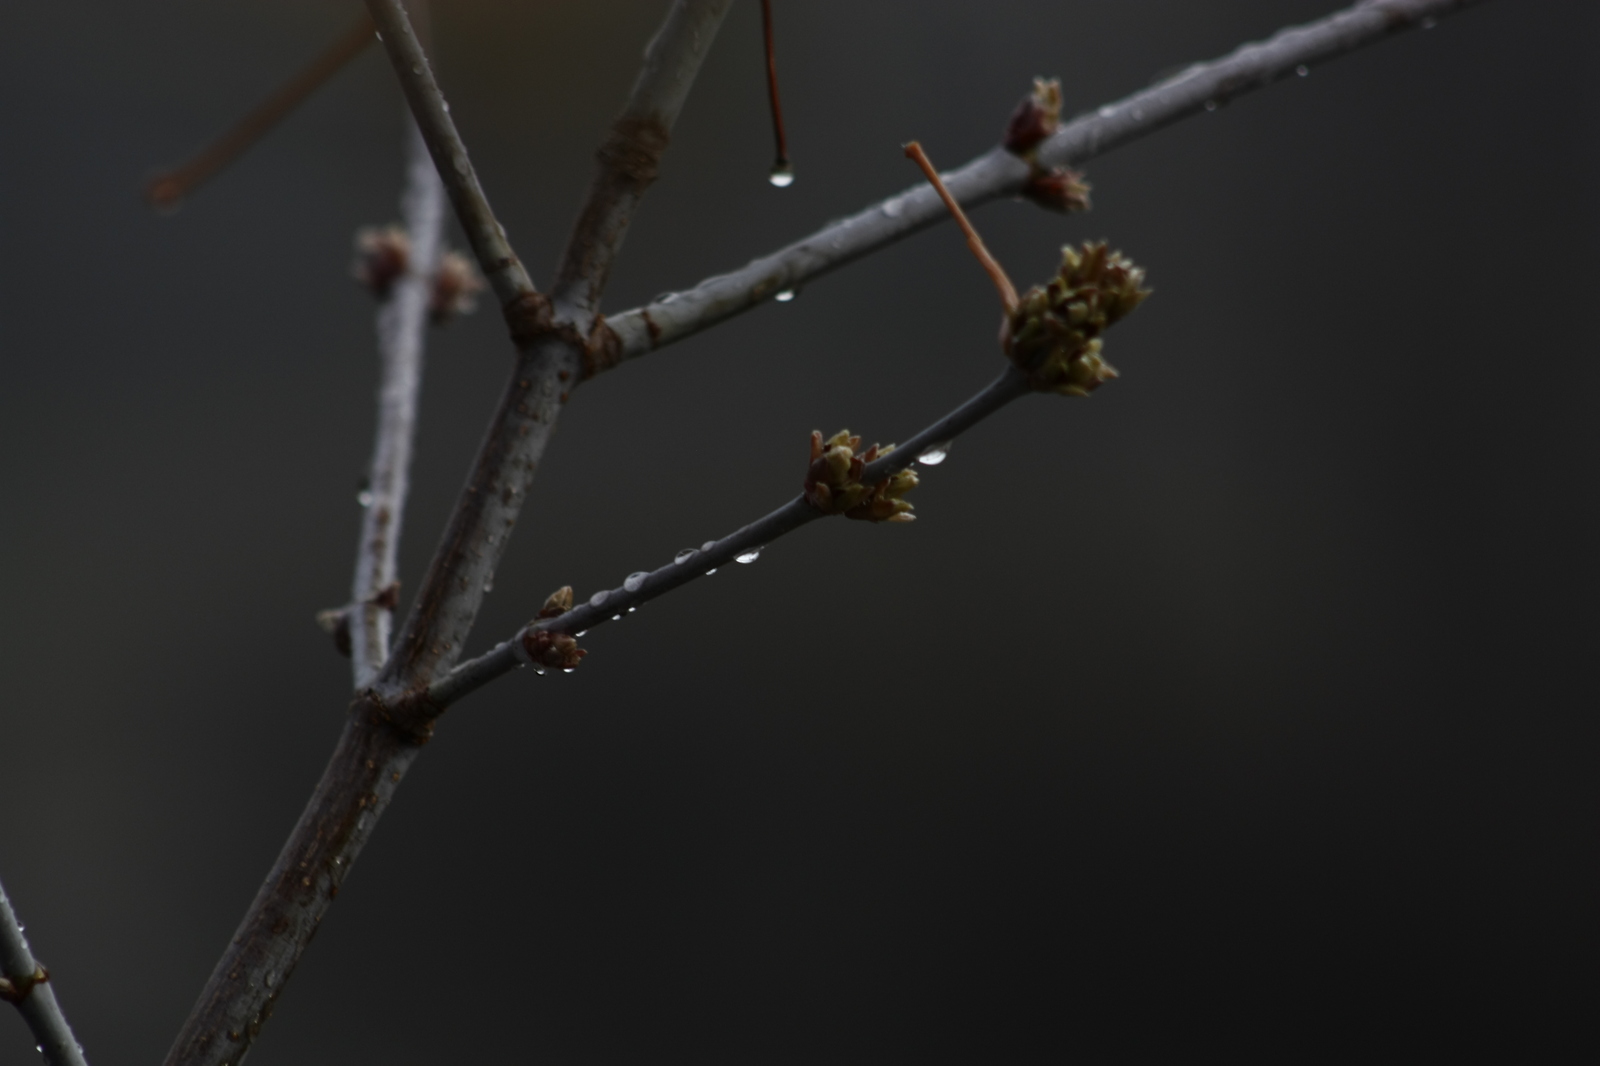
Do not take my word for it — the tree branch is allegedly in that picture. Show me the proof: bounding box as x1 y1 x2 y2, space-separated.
164 8 733 1063
349 115 448 688
145 13 376 210
551 0 735 321
0 876 89 1066
427 368 1032 710
601 0 1489 365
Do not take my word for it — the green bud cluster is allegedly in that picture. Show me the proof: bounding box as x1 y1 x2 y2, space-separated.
1002 241 1150 396
803 430 918 524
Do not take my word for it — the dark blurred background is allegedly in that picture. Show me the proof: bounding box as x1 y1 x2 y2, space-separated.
1 1 1596 1061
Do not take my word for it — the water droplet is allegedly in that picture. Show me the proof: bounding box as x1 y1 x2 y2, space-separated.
1098 105 1115 118
1295 64 1309 77
563 667 576 673
575 630 587 637
611 614 622 621
883 198 903 218
357 490 374 508
775 289 795 303
917 441 952 466
675 548 698 564
411 63 422 75
442 102 451 113
768 163 795 187
1204 100 1218 112
736 546 763 564
533 665 546 676
589 590 608 608
628 606 637 613
702 541 716 551
482 580 493 593
624 571 648 592
705 567 718 575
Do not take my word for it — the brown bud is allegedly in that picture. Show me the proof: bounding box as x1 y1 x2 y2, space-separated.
353 225 410 298
1001 241 1150 396
370 581 401 611
804 429 919 522
521 629 587 672
1022 166 1091 214
316 608 352 659
537 585 574 619
430 251 485 324
1004 77 1063 156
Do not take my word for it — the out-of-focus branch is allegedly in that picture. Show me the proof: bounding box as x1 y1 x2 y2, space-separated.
425 368 1032 711
601 0 1489 364
551 0 734 322
145 13 375 210
0 876 90 1066
348 116 448 688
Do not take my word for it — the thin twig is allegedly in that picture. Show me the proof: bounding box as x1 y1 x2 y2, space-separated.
551 0 735 319
349 114 448 688
0 876 90 1066
760 0 792 184
427 368 1032 710
145 13 376 210
602 0 1490 364
903 141 1017 313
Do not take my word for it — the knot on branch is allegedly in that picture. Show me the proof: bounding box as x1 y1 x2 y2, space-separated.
1003 79 1091 215
501 292 557 350
353 224 410 298
429 251 485 324
1002 241 1151 396
803 431 918 523
351 688 436 745
0 965 48 1004
597 115 671 189
581 316 622 379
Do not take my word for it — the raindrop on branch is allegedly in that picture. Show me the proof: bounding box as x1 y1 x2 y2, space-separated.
736 546 763 564
675 548 698 564
775 289 796 303
768 163 795 187
589 590 609 608
917 441 952 466
1295 64 1309 77
624 571 648 592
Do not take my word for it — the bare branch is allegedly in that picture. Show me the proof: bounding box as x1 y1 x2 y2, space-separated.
349 116 448 688
0 876 89 1066
427 368 1032 710
551 0 735 319
145 13 375 210
602 0 1490 364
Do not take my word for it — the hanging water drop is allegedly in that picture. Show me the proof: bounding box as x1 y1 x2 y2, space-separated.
675 548 698 564
736 546 763 564
624 571 648 592
563 667 576 674
1295 64 1309 77
917 441 952 466
482 579 493 593
575 630 587 637
775 289 796 302
628 606 637 613
589 590 609 608
611 614 622 621
357 485 374 507
768 163 795 187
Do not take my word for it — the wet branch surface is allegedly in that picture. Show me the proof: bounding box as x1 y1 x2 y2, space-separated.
0 877 89 1066
602 0 1487 365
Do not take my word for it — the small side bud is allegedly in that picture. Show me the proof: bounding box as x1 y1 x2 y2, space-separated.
316 608 352 659
804 429 920 523
1022 166 1091 214
537 585 574 619
1004 77 1062 156
521 629 587 672
353 225 410 298
429 250 485 324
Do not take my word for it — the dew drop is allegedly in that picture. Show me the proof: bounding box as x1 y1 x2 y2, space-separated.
624 571 648 592
442 102 451 113
575 630 587 637
675 548 698 564
736 546 763 564
482 580 493 593
883 198 903 218
917 441 952 466
1295 64 1309 77
768 163 795 187
1098 105 1115 118
563 667 576 674
589 590 608 608
775 289 796 303
628 606 637 613
357 489 374 508
706 567 718 575
702 541 716 551
611 614 622 621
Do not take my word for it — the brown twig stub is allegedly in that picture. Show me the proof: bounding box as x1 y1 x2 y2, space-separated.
145 13 376 210
0 964 47 1004
903 141 1019 314
760 0 793 185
